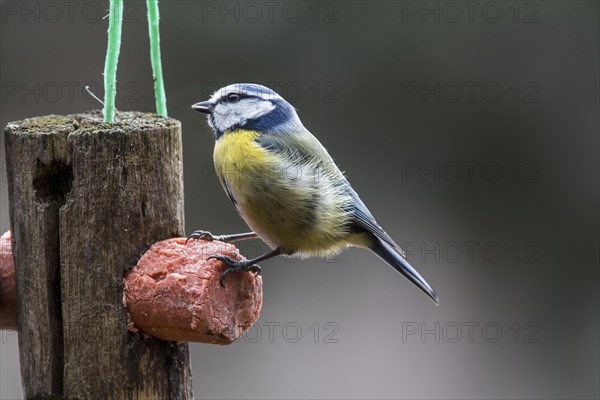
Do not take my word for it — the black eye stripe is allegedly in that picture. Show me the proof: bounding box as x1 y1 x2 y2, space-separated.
221 92 255 103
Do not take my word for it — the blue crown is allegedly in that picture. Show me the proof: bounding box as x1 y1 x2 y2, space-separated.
215 83 280 102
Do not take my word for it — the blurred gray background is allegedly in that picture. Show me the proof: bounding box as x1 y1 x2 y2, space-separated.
1 1 598 399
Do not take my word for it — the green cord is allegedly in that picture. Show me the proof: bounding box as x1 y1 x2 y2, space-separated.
103 0 124 123
147 0 168 117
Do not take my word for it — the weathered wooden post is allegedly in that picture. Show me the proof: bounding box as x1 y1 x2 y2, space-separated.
5 111 192 399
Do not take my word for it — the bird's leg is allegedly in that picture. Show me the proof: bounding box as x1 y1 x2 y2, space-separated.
209 248 282 287
186 230 257 244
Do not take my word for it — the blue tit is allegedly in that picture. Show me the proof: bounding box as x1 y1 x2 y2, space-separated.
189 83 438 304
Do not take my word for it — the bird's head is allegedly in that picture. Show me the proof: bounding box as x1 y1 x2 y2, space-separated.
192 83 304 137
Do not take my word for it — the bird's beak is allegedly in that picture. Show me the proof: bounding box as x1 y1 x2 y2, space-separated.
191 101 214 114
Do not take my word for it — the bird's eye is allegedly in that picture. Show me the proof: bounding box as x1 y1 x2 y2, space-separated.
226 93 240 103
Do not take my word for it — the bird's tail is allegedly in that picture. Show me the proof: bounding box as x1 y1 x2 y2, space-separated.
370 238 439 305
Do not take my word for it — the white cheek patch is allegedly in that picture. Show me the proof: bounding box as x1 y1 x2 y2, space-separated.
213 99 275 133
243 99 276 120
212 104 233 133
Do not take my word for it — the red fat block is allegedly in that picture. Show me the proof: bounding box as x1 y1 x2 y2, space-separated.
123 237 263 344
0 230 17 330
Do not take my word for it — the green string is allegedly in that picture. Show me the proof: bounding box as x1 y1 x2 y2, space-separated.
147 0 168 117
103 0 124 123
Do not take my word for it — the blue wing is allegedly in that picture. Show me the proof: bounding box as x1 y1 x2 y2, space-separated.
347 187 407 258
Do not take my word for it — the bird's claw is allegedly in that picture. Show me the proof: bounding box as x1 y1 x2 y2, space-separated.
207 255 262 287
186 230 218 244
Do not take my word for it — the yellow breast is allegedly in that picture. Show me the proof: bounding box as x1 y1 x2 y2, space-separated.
213 129 277 191
212 129 359 255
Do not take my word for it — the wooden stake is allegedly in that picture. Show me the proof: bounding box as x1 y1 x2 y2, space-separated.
4 111 192 399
